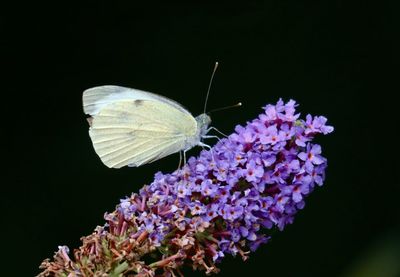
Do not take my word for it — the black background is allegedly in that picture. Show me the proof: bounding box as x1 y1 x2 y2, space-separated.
3 1 398 276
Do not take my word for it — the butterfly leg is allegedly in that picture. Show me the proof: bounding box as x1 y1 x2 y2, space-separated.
183 149 188 165
206 126 228 137
198 142 212 150
202 135 220 140
198 142 216 163
177 150 183 170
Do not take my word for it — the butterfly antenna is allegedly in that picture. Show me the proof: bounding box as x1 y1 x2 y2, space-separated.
204 61 219 114
207 102 242 114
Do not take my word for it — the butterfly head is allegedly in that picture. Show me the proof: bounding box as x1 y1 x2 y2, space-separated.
195 113 211 137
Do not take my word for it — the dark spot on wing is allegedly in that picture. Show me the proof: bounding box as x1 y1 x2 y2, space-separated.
134 100 144 106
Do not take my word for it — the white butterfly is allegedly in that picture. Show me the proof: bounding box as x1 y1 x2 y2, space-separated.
82 85 214 168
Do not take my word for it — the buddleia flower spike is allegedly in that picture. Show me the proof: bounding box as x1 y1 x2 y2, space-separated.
38 99 333 276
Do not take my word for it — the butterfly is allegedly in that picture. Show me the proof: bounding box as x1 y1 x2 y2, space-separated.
82 85 215 168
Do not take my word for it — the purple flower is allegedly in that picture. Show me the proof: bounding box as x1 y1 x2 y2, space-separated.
249 235 270 252
190 200 206 215
260 151 276 167
221 204 244 221
298 143 325 168
305 114 334 135
38 99 333 277
281 123 296 141
176 182 191 198
274 195 290 212
279 99 300 122
282 182 310 203
214 160 230 182
217 185 231 202
306 164 326 186
243 160 264 183
200 179 218 197
294 126 311 147
203 203 219 221
231 126 255 145
261 105 278 121
259 124 286 145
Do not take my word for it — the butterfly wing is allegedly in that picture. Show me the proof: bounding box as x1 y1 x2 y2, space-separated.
88 99 197 168
83 85 191 116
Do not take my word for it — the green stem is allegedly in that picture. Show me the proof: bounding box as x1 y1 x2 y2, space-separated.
109 261 129 277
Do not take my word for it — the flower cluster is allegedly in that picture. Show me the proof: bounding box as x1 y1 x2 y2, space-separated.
38 99 333 276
